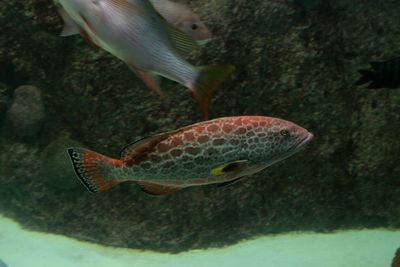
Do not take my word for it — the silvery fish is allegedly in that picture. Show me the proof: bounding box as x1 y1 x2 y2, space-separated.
58 0 213 44
56 0 234 118
67 116 314 196
149 0 212 44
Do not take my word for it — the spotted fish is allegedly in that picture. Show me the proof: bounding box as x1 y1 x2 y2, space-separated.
67 116 314 196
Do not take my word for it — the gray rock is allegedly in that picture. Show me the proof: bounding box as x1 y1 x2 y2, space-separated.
7 85 45 138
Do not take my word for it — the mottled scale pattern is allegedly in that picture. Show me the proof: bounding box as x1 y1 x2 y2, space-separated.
106 116 312 187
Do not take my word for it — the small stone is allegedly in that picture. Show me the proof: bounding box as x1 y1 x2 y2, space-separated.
7 85 45 139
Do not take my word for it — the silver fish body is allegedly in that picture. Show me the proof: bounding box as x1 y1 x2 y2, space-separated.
57 0 234 118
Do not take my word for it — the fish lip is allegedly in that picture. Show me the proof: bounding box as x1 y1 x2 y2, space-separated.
291 132 314 154
298 132 314 147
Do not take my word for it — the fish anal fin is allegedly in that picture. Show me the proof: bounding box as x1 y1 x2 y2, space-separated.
129 66 166 98
138 182 182 196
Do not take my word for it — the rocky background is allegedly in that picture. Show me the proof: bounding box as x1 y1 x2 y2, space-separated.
0 0 399 252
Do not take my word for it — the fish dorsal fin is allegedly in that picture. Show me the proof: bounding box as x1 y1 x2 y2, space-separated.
138 182 182 196
120 135 155 159
166 23 199 57
211 160 249 176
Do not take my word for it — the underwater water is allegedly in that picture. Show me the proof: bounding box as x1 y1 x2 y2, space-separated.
0 0 399 266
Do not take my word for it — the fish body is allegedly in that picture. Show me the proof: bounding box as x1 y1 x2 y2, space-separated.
57 0 233 118
149 0 212 44
58 0 212 44
356 57 400 89
67 116 313 195
0 259 8 267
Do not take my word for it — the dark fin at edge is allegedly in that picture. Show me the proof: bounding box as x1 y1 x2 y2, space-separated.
138 182 182 196
355 69 374 86
217 177 245 187
67 148 124 193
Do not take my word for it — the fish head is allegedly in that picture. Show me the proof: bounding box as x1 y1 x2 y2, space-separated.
254 117 314 166
207 116 313 181
175 14 212 44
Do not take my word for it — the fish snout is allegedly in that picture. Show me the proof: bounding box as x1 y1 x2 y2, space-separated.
299 131 314 146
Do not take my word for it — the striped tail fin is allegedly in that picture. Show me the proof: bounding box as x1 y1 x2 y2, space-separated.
67 148 124 193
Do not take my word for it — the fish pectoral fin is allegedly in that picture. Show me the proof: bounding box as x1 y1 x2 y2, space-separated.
211 160 249 176
217 177 245 187
163 20 199 57
138 182 182 196
58 7 80 36
129 66 166 98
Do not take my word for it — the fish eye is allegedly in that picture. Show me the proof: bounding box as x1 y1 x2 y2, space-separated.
280 129 290 137
191 24 198 30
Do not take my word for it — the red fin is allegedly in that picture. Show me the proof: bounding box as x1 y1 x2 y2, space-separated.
129 66 166 98
138 182 182 196
67 148 124 193
193 65 235 119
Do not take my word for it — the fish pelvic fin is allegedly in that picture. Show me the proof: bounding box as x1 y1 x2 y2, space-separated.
192 65 235 119
129 66 166 98
67 148 124 193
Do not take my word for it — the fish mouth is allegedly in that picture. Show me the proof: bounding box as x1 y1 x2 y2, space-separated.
266 132 314 167
298 132 314 148
289 132 314 154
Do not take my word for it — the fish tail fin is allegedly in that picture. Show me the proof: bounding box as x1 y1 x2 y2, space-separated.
355 69 374 86
192 65 235 119
67 148 124 193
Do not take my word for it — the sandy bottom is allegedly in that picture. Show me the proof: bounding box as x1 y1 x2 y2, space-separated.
0 215 398 267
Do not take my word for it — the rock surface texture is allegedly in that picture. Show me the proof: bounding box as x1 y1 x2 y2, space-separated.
0 0 399 252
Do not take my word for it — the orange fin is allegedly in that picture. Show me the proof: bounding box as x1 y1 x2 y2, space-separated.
193 65 235 119
138 182 182 196
129 66 166 98
67 148 124 193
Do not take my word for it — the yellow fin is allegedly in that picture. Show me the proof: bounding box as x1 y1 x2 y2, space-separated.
211 160 249 176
